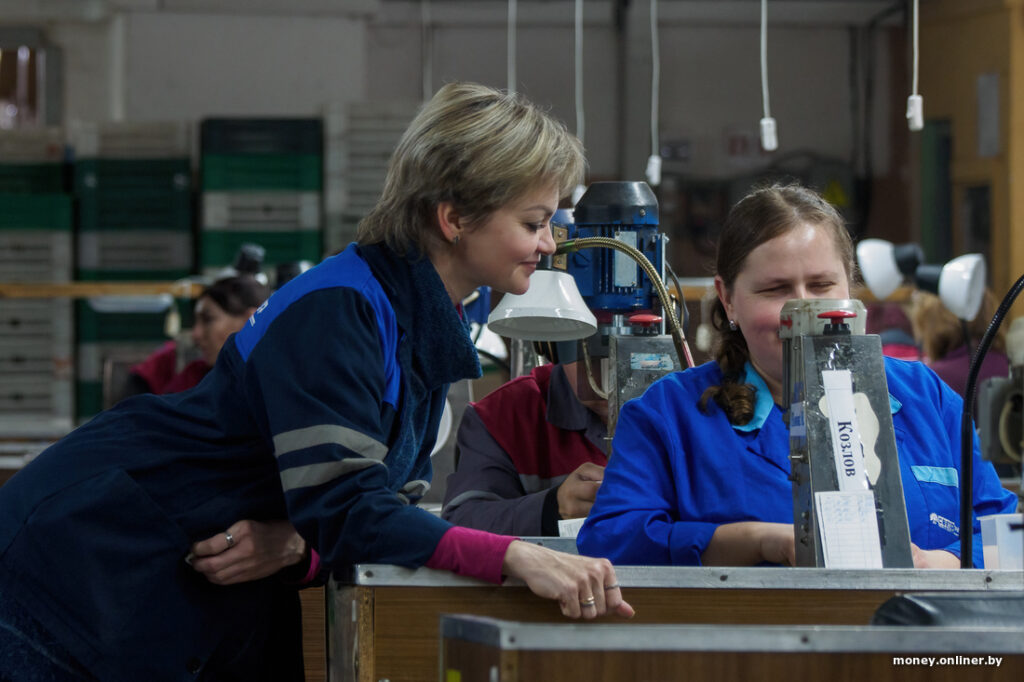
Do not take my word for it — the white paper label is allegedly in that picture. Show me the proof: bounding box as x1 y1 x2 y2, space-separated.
822 370 869 492
815 490 883 569
558 517 586 538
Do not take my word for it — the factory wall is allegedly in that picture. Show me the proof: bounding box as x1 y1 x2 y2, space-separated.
1 0 910 274
121 13 366 122
14 1 898 180
365 1 898 183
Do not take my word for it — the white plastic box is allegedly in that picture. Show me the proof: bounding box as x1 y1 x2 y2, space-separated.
980 513 1024 570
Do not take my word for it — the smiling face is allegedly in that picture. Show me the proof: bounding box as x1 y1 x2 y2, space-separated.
715 222 851 398
438 183 559 300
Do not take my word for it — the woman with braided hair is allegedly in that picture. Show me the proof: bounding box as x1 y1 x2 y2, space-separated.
577 183 1015 568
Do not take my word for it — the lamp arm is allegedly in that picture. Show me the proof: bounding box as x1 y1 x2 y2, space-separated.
556 237 695 368
959 271 1024 568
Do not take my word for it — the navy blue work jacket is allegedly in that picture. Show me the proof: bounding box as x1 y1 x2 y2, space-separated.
0 243 479 681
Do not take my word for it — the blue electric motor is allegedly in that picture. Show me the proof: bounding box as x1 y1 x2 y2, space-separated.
564 181 664 315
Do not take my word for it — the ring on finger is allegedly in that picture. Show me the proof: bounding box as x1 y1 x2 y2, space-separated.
580 596 596 607
224 531 235 549
603 583 620 590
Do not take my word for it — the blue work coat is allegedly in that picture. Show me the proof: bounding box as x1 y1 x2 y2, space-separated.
577 359 1017 566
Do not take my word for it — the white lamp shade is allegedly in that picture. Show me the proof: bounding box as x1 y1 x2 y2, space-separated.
856 238 902 301
938 253 986 321
487 270 597 341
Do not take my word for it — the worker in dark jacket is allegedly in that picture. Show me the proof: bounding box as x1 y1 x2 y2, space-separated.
443 359 608 536
0 82 632 682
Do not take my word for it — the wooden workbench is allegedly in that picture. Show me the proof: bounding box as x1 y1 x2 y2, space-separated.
441 615 1024 682
325 561 1023 682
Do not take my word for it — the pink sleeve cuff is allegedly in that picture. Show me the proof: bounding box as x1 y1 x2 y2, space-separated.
425 526 516 584
301 548 321 584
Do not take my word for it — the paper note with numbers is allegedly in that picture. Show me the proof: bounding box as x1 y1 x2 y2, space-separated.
815 490 883 568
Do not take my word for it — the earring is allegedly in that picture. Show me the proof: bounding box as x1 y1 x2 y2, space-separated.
451 235 460 246
728 319 738 331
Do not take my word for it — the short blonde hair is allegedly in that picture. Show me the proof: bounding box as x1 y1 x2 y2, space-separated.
357 82 585 256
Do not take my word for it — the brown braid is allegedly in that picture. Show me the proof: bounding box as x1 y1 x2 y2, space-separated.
698 298 756 425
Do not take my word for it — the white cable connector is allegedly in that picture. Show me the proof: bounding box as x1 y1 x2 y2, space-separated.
906 95 923 131
645 154 662 187
760 117 778 151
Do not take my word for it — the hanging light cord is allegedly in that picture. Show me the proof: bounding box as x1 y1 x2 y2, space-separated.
649 0 660 160
911 0 920 98
758 0 777 150
575 0 584 146
760 0 771 120
420 0 432 100
906 0 923 130
507 0 517 94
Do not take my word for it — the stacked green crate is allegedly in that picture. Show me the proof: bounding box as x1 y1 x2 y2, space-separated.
74 296 193 421
0 129 75 437
0 196 75 437
74 157 193 280
0 194 73 280
0 297 75 436
0 128 66 194
68 122 195 422
199 119 323 274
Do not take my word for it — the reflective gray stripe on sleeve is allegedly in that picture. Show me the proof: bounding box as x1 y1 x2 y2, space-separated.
273 424 388 461
444 490 505 510
279 458 382 492
400 479 430 498
517 473 569 494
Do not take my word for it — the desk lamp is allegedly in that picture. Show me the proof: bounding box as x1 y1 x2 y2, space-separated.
856 239 923 301
486 257 597 343
913 253 987 322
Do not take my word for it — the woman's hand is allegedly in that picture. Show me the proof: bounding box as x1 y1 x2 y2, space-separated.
701 521 796 566
189 520 307 585
911 544 960 569
501 540 634 620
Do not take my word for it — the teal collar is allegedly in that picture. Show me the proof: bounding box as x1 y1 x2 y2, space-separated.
731 361 902 433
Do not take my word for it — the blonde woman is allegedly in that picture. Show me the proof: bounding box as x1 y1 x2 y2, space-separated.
0 83 631 682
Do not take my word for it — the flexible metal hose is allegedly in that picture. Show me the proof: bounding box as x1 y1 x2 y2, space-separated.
556 237 695 368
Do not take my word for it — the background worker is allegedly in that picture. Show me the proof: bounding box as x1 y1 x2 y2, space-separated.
443 344 608 536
